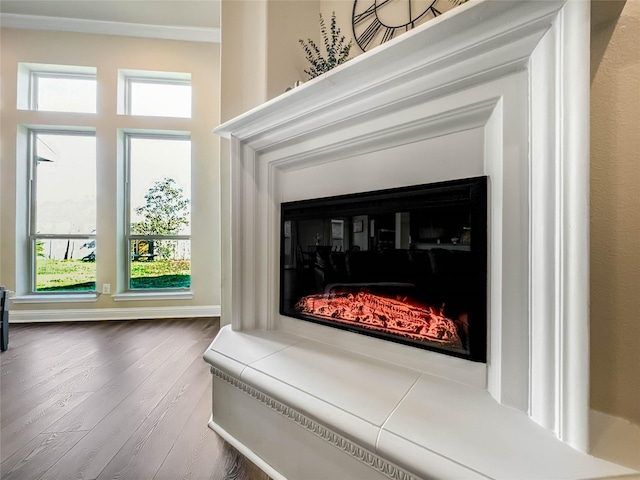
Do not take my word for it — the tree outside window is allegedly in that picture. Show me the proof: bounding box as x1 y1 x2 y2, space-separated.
126 135 191 290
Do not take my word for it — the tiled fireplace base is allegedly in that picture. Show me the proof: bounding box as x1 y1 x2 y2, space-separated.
204 326 632 479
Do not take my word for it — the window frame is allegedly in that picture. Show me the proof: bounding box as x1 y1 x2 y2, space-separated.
28 129 97 294
124 132 192 292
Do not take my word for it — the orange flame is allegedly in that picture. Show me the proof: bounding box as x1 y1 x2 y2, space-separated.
295 292 462 347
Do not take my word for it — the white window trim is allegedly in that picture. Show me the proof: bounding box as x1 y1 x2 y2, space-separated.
12 293 99 304
112 291 194 302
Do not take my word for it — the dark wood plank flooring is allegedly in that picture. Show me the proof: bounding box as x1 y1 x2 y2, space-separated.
0 318 270 480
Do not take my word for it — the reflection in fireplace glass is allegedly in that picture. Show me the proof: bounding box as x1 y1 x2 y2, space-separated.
280 176 488 362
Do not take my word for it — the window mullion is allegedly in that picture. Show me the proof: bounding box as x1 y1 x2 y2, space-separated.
33 234 96 240
129 235 190 240
30 73 38 110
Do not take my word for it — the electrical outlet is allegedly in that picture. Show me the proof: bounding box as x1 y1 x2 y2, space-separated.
102 284 111 294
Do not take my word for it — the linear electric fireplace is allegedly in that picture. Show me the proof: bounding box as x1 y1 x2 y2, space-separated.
280 176 487 362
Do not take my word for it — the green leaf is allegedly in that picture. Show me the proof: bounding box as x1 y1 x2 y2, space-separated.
131 177 190 242
299 11 353 79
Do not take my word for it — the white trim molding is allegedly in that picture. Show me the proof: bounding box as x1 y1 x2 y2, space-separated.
210 367 419 480
0 13 220 43
10 305 220 323
208 421 287 480
205 327 636 479
112 291 194 302
11 294 99 304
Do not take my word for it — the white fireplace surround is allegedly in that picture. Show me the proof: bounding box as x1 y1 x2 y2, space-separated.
206 1 637 478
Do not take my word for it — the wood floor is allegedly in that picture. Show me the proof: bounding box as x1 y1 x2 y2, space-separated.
0 318 270 480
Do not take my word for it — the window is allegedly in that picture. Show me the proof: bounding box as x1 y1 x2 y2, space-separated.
128 79 191 118
33 74 97 113
18 63 97 113
119 70 191 118
14 63 198 300
29 131 97 292
126 134 191 290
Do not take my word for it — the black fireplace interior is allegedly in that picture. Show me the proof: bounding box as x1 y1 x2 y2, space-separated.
280 176 487 362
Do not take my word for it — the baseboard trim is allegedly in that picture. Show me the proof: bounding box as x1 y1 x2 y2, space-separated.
9 305 221 323
590 409 640 472
208 417 287 480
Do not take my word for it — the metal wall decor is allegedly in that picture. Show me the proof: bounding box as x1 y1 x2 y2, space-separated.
352 0 468 52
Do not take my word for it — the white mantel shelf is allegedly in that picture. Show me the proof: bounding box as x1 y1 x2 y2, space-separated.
208 0 640 478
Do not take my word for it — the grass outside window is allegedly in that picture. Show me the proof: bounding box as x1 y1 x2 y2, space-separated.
35 258 190 291
130 258 191 290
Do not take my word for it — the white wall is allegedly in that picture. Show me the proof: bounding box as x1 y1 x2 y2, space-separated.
0 28 221 315
280 130 484 203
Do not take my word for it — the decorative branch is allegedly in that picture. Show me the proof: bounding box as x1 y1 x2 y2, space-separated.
299 12 353 79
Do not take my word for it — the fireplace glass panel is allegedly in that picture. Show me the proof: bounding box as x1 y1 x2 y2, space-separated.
280 177 487 362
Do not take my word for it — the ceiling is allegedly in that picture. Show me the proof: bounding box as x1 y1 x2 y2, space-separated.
0 0 220 29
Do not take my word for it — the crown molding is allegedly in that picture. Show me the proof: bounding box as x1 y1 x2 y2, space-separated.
0 13 220 43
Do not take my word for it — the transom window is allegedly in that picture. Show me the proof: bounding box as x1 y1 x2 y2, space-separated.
33 73 97 113
120 70 192 118
125 134 191 290
18 63 97 113
29 131 97 292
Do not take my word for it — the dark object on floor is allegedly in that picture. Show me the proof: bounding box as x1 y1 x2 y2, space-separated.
0 286 8 351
